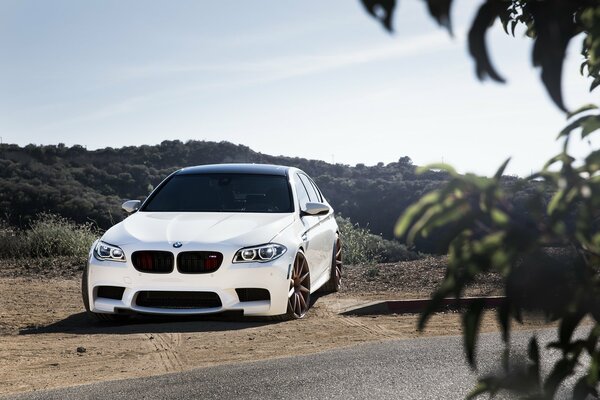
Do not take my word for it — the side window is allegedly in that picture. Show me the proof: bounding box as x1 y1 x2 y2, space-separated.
294 175 310 209
299 174 319 202
307 177 324 202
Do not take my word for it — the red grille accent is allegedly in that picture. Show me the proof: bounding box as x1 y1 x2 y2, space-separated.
177 252 223 274
132 251 174 273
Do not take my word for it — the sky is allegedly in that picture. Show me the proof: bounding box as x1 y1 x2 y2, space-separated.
0 0 598 176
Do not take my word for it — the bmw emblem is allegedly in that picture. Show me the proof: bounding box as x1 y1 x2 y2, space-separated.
173 242 183 248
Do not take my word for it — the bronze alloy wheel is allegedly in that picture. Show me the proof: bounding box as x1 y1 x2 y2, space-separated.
333 236 342 290
321 235 342 293
287 251 310 319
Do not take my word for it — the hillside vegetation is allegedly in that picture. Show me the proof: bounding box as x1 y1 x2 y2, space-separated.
0 140 538 252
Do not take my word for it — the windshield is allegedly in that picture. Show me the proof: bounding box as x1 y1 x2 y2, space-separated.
142 173 294 213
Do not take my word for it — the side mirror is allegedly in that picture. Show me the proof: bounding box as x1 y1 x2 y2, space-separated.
301 202 331 217
122 200 142 214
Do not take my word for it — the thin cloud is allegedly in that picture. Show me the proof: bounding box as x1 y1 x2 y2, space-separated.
117 30 460 84
48 30 460 129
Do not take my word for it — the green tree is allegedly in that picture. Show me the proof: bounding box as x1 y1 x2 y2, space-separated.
361 0 600 398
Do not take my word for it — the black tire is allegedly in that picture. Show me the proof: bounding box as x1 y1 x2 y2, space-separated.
81 264 129 323
321 235 342 293
285 250 311 320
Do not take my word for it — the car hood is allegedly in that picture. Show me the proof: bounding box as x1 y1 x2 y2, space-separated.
102 212 296 247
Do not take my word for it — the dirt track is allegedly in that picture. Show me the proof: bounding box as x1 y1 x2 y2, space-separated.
0 259 547 396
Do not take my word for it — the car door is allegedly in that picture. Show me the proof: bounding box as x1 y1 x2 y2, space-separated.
297 173 333 284
293 173 324 285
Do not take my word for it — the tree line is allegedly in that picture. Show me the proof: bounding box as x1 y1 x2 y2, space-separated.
0 140 542 253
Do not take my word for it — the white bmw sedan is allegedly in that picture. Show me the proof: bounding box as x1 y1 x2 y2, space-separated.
82 164 342 321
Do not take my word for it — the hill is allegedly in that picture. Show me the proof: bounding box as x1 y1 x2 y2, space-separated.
0 140 532 252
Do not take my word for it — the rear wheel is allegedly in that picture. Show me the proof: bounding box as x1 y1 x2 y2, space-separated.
322 235 342 293
286 250 311 319
81 265 129 323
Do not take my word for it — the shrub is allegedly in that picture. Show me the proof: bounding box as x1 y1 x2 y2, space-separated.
0 213 98 258
336 216 419 265
0 222 22 257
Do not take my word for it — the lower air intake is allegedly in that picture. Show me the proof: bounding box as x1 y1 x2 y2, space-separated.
97 286 125 300
236 288 271 302
135 291 222 309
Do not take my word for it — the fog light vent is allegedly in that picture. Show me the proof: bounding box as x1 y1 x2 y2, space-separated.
97 286 125 300
235 288 270 302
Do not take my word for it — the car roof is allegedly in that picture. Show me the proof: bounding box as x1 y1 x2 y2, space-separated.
176 163 293 176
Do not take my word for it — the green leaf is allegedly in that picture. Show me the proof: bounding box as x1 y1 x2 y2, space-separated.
493 157 511 180
360 0 396 32
510 20 518 36
466 381 489 399
463 298 485 367
416 163 458 176
394 191 440 237
557 115 597 139
406 202 445 243
581 116 600 138
585 325 600 354
528 337 541 385
497 299 510 343
567 103 598 119
542 153 566 170
547 189 565 215
543 153 575 171
418 278 454 331
559 312 585 350
501 347 510 373
585 150 600 173
425 0 454 35
580 61 587 76
587 354 599 387
468 1 506 83
411 196 471 241
544 358 575 397
591 76 600 92
490 208 509 225
573 376 596 400
528 1 579 112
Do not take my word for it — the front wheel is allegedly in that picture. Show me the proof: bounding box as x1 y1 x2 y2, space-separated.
285 250 311 319
321 235 342 293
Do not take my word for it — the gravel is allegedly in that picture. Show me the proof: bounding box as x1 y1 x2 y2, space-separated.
343 256 503 297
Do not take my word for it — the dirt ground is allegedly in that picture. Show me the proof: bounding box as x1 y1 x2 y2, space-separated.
0 258 550 396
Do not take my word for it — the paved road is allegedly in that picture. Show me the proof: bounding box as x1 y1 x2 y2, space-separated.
4 329 581 400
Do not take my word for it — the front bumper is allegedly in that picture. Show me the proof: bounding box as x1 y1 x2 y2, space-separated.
86 243 294 317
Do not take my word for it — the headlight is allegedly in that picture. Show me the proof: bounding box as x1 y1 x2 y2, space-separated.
93 241 126 262
233 243 286 263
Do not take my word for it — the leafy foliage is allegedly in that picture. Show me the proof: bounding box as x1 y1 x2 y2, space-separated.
396 99 600 399
361 0 396 32
361 0 600 112
358 0 600 396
